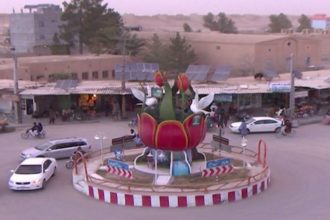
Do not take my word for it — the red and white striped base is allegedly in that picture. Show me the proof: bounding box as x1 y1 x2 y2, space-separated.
202 165 233 177
73 169 271 208
107 165 132 179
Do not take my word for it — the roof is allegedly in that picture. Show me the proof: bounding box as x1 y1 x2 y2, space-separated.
21 157 50 165
16 69 330 96
135 31 289 44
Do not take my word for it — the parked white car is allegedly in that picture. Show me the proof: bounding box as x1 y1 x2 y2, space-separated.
229 116 282 134
8 157 57 190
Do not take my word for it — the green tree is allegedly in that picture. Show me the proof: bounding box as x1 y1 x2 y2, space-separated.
183 23 192 32
268 13 292 33
203 12 237 33
203 13 218 31
50 33 70 55
59 0 122 54
297 14 312 32
165 32 197 73
217 13 238 33
143 34 168 69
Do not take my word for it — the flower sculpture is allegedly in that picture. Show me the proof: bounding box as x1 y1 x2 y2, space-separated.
132 71 214 152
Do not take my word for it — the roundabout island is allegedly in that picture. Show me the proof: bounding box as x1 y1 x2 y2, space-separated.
71 71 271 208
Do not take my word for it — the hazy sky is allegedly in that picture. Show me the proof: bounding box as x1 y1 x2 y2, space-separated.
2 0 330 15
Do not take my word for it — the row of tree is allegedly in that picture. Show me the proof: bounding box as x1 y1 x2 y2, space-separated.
56 0 196 73
55 0 313 74
200 12 312 33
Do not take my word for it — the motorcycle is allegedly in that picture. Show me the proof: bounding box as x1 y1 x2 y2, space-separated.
21 130 46 139
322 114 330 125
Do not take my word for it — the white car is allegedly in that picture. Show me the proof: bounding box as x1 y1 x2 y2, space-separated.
229 116 282 134
8 157 57 190
20 137 91 160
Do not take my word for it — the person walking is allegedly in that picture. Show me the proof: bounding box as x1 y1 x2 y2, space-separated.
238 119 248 138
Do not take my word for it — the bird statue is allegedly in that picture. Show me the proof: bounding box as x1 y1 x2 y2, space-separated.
131 86 158 106
190 91 214 114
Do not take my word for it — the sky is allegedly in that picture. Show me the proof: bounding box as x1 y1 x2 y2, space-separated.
2 0 330 16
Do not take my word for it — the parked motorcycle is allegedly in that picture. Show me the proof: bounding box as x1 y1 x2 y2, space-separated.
322 111 330 125
21 130 46 139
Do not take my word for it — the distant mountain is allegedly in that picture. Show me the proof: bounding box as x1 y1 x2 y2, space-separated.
122 14 300 33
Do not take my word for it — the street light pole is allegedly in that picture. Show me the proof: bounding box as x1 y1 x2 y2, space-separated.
289 53 295 118
121 33 127 119
11 47 22 124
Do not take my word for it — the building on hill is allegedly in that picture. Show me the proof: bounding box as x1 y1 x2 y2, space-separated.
136 31 321 76
9 4 62 54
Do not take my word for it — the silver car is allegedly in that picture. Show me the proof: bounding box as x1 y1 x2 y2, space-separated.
20 137 91 160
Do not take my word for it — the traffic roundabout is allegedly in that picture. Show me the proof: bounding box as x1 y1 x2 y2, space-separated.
71 139 270 208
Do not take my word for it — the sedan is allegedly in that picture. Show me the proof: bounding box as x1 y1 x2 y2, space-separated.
8 157 57 190
229 116 282 134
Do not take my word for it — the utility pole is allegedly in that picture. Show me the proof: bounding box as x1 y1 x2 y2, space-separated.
121 34 127 119
289 53 295 118
11 47 22 124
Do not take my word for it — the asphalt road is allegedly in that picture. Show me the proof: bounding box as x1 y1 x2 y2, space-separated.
0 120 329 220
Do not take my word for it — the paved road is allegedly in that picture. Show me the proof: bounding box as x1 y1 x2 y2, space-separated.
0 120 329 220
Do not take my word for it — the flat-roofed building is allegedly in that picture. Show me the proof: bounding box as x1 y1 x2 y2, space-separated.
9 4 62 54
136 31 321 75
0 54 130 81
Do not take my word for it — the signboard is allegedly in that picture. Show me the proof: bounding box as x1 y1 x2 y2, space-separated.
107 159 129 170
151 87 163 98
268 83 291 93
212 135 229 145
295 91 308 98
206 158 230 169
214 94 232 102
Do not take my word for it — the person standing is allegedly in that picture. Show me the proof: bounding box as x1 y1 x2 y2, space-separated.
49 108 56 124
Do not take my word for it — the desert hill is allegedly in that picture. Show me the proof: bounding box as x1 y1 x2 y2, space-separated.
122 14 300 33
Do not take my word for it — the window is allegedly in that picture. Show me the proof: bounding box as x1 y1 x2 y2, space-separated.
102 70 109 79
254 120 265 125
43 160 51 170
92 71 98 79
264 120 277 124
82 72 89 80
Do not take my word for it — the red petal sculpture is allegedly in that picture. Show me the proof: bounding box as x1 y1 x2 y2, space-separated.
176 73 189 92
155 120 188 151
154 71 165 87
183 114 206 148
138 113 157 147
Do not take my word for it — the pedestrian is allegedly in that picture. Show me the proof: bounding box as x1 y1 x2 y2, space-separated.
49 108 56 124
238 119 248 138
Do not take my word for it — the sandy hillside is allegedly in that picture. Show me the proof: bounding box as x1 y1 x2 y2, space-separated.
123 14 300 33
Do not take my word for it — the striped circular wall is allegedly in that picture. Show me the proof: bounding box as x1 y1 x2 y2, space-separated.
72 169 271 208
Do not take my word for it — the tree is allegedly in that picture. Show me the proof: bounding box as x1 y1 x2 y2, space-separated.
183 23 192 32
59 0 122 54
203 13 218 31
297 14 312 32
203 12 237 33
165 32 197 73
50 33 70 55
143 34 168 69
268 13 292 33
217 13 238 33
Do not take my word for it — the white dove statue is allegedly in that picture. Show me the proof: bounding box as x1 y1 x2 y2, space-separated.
131 86 158 106
190 92 214 114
